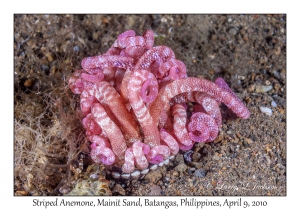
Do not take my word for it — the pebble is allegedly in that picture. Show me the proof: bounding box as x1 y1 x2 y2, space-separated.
73 46 80 52
213 135 224 144
280 69 286 80
45 52 54 62
175 154 185 165
189 167 196 172
211 180 218 188
212 155 220 160
41 64 50 75
259 106 272 116
148 185 161 195
188 161 204 169
274 46 281 55
243 34 248 42
265 80 271 85
24 78 34 87
144 170 162 183
247 84 256 92
271 101 277 107
244 138 253 144
208 69 215 76
15 190 28 196
229 28 237 36
184 150 193 162
194 169 206 178
226 130 232 135
192 152 201 162
175 163 188 173
164 176 170 182
89 174 99 180
274 83 281 92
272 71 281 80
237 75 245 80
112 184 126 195
172 171 179 177
255 85 273 93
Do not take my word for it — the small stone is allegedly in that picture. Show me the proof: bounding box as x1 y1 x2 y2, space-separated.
164 176 170 182
24 78 34 87
271 101 277 107
184 150 193 162
237 75 245 80
278 107 285 115
102 17 109 24
229 28 237 36
73 46 80 52
256 85 273 93
189 167 196 172
247 84 256 92
41 64 50 75
175 163 188 173
112 184 126 196
274 83 281 92
211 179 218 188
144 170 162 183
272 71 281 80
259 106 272 116
259 56 268 64
243 34 248 42
274 46 281 55
251 73 256 81
188 161 204 169
148 185 161 195
208 69 215 76
45 52 54 62
244 138 253 144
51 66 58 74
213 155 220 160
41 64 49 71
213 135 224 144
280 69 286 80
172 171 179 177
194 169 206 178
175 154 185 164
187 168 193 175
265 80 271 85
15 190 29 196
89 174 99 180
192 152 201 162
